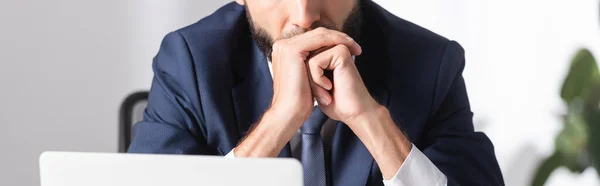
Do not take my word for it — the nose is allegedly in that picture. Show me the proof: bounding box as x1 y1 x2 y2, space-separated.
289 0 321 29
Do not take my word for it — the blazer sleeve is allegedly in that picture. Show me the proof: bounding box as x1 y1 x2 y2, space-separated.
421 41 504 185
128 32 211 155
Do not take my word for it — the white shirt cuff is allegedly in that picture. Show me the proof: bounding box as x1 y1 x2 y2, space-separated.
382 144 447 186
227 145 447 186
225 148 236 158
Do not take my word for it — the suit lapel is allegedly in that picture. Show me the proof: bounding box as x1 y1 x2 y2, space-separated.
230 39 292 157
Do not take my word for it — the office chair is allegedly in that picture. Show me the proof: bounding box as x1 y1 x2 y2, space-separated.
118 91 149 152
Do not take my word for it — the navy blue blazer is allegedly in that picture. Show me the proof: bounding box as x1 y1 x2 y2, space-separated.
128 1 504 185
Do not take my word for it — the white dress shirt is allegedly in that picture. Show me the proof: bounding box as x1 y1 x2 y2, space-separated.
225 61 447 186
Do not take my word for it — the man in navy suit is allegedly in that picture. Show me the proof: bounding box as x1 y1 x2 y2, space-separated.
128 0 504 185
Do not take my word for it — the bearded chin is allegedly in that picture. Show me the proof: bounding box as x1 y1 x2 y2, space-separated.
245 3 363 62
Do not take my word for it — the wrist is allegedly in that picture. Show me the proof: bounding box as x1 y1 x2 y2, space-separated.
265 107 307 131
344 105 412 179
345 103 388 129
345 104 411 152
266 105 310 129
234 107 305 157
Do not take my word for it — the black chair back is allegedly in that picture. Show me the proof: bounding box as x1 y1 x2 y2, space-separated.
118 91 149 152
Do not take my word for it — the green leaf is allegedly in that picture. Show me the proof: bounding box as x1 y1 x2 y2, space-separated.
531 152 563 186
560 49 600 102
584 84 600 175
555 112 589 172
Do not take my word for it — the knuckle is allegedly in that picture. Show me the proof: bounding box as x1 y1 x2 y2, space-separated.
272 41 283 50
314 27 328 33
339 32 350 39
315 33 327 41
334 44 350 53
271 42 280 51
307 58 319 69
272 41 289 55
307 57 315 65
332 34 344 42
334 34 350 44
334 45 352 59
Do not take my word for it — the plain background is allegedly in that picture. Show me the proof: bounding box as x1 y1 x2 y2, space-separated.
1 0 599 185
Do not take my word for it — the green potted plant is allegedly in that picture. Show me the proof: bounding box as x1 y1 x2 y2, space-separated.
531 48 600 186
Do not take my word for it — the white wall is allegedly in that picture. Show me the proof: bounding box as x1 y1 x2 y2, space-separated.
0 0 229 185
2 0 599 186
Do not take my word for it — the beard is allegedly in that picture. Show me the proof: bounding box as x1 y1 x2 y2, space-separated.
245 3 363 61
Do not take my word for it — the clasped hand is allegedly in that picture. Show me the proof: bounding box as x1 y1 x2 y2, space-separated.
269 27 381 127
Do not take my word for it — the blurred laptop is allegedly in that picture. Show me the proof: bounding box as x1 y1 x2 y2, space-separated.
39 152 302 186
